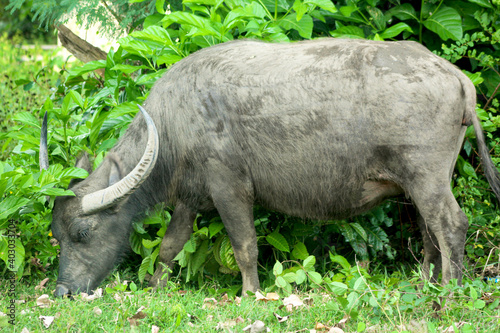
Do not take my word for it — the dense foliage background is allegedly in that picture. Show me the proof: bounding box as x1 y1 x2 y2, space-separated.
1 0 499 301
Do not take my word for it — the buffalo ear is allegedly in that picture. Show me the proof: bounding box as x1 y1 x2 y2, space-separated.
69 152 93 189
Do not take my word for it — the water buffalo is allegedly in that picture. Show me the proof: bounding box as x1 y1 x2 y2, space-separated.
42 38 500 297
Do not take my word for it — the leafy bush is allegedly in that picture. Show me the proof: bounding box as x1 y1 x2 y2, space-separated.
1 0 500 289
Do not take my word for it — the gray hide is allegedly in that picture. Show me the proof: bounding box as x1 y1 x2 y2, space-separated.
49 38 500 297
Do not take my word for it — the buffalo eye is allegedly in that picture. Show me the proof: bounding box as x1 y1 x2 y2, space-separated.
77 229 90 242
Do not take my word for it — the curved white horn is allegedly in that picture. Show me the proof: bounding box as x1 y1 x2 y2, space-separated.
40 112 49 171
81 105 159 214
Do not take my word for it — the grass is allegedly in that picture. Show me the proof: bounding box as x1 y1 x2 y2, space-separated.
0 33 67 158
1 270 500 332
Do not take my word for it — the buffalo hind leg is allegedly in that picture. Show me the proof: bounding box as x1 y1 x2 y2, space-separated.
149 202 196 289
417 214 441 283
411 185 468 285
208 160 259 295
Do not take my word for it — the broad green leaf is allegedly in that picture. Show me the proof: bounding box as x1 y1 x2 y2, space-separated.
423 6 462 41
308 271 323 285
367 6 386 31
329 281 348 295
283 272 297 283
330 25 365 39
111 64 150 74
473 299 486 309
379 22 413 39
468 0 493 8
13 112 40 128
273 261 283 276
183 235 197 253
293 0 308 21
464 71 484 86
303 255 316 271
279 13 313 39
138 256 152 283
353 276 366 291
118 37 152 57
157 54 183 66
0 197 30 220
66 60 107 80
339 222 355 242
183 0 217 5
296 269 307 284
89 108 108 148
142 238 162 249
189 239 209 279
330 253 351 270
339 5 357 17
386 3 418 21
350 223 367 242
131 25 173 45
305 0 337 13
209 221 225 237
156 0 166 13
0 237 25 272
276 276 288 288
40 188 75 196
266 229 290 252
291 241 309 260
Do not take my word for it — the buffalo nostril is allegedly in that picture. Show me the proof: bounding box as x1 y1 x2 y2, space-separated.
54 284 71 298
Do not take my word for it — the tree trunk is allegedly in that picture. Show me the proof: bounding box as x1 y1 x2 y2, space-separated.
56 24 107 77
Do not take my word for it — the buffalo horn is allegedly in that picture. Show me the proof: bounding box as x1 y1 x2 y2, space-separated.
81 105 159 214
40 111 49 171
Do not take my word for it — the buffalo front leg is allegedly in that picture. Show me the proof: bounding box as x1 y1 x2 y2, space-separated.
149 202 196 289
208 160 259 295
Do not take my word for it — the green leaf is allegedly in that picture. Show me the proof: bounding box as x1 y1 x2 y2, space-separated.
473 299 486 309
367 6 386 31
379 22 413 39
0 236 25 272
40 188 75 196
283 272 297 283
330 25 365 38
386 3 418 21
156 54 183 66
209 221 225 237
130 25 173 45
308 271 323 285
423 6 463 41
67 60 106 80
111 64 150 74
276 276 288 288
291 241 309 260
13 112 40 128
305 0 337 13
142 238 162 249
329 281 348 295
266 229 290 252
0 197 30 220
296 269 307 284
350 223 367 242
279 13 313 39
468 0 493 9
138 256 152 283
330 253 351 270
273 261 283 276
303 255 316 271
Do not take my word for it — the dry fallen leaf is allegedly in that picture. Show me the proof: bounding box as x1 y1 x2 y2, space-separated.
36 294 53 308
80 288 103 301
242 320 270 333
315 322 330 331
21 328 30 333
151 325 160 333
282 294 304 312
336 314 349 329
328 327 345 333
35 278 49 291
255 291 280 302
93 306 103 316
39 315 54 328
202 297 218 309
273 312 290 323
215 316 245 330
